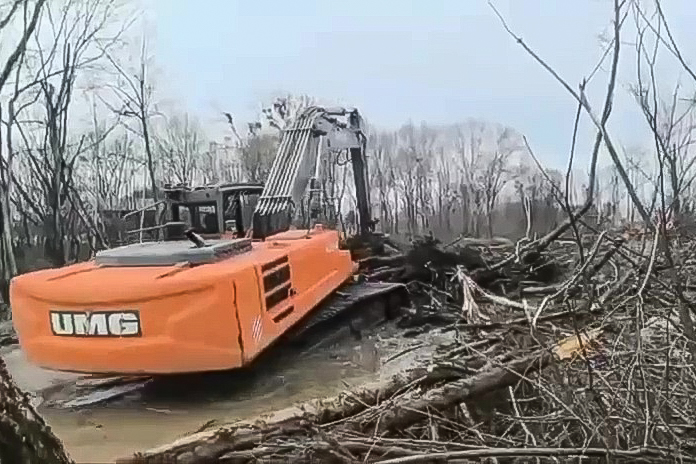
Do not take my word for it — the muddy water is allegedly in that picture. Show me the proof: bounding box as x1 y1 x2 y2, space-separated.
2 325 419 464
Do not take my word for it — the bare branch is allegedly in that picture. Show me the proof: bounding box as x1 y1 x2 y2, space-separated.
0 0 46 92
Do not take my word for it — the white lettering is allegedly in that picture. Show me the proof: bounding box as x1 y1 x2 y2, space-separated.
72 313 108 336
50 311 141 337
50 313 73 335
108 312 140 336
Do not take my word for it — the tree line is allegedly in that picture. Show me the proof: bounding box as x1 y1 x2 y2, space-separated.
2 0 694 308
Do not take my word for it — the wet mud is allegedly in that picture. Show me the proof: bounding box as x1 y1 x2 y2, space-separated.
2 321 446 463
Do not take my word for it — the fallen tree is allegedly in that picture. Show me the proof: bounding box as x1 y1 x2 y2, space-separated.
0 356 73 464
119 348 555 463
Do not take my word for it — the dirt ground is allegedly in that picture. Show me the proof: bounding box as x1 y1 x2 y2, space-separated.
2 322 448 463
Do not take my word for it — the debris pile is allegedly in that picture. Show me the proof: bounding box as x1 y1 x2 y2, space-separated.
120 226 696 463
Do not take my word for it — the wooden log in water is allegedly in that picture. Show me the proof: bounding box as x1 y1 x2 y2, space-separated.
118 350 553 464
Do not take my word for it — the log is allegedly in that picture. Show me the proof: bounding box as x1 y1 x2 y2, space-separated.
373 351 552 433
455 237 515 248
120 349 555 464
373 446 677 463
358 254 405 271
0 354 73 464
117 369 425 463
366 266 405 281
118 362 473 463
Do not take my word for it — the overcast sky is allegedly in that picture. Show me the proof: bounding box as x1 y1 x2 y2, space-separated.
145 0 696 170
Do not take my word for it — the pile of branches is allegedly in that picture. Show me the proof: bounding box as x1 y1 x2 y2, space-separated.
359 233 569 293
119 223 696 464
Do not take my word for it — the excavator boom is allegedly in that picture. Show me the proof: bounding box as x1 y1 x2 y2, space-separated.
252 107 372 239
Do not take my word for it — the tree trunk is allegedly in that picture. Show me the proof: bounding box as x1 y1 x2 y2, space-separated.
373 351 551 433
117 366 436 463
119 351 552 464
486 205 494 238
0 355 73 464
43 214 65 268
0 205 9 305
140 113 157 203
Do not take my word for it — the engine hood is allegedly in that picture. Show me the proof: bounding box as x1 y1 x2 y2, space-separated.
10 262 212 305
94 238 252 267
9 237 252 305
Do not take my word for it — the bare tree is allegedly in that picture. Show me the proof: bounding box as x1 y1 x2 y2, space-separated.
455 122 486 236
10 0 126 266
242 131 277 184
480 128 519 237
222 94 315 186
369 130 397 233
0 4 78 463
262 94 315 131
622 145 650 224
627 0 696 357
0 0 45 302
157 112 203 185
84 103 139 211
413 123 435 232
76 99 145 247
102 33 158 200
434 146 457 234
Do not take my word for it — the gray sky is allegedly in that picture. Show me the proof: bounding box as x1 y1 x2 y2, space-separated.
146 0 696 170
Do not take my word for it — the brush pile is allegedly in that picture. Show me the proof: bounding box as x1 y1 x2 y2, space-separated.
120 224 696 464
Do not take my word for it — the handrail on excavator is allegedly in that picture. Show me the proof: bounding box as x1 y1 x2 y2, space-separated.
122 200 166 243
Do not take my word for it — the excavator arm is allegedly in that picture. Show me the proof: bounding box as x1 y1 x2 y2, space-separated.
251 106 372 239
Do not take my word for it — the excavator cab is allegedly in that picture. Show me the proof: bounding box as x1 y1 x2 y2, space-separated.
161 182 263 240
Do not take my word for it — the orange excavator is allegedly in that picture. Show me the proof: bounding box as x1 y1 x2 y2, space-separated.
10 107 407 375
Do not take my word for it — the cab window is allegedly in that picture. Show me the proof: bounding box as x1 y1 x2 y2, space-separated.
171 203 219 234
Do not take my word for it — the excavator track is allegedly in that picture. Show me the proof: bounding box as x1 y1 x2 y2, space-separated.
284 280 410 348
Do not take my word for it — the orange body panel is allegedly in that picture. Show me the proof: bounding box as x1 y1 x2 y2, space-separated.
10 228 356 374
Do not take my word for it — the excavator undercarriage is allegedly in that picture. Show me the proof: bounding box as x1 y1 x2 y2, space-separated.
10 106 409 381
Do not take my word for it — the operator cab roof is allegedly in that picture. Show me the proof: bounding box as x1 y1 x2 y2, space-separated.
163 182 264 204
